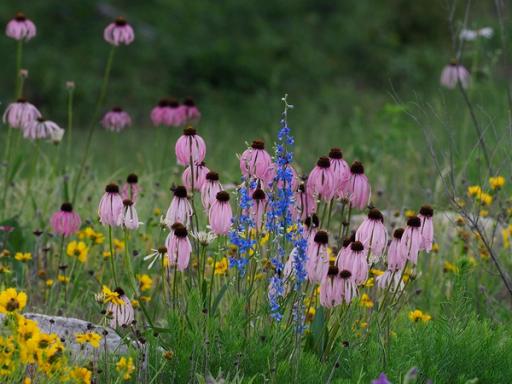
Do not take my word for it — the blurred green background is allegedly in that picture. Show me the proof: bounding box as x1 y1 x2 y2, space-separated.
0 1 507 207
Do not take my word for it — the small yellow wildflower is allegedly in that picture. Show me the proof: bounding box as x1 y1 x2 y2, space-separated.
15 252 32 262
79 227 105 244
113 239 125 252
408 309 431 323
75 332 102 348
46 279 54 287
103 250 112 258
23 378 32 384
131 299 140 308
363 277 374 288
489 176 505 190
116 356 135 380
0 288 28 313
431 242 439 253
214 257 228 275
137 274 153 291
404 209 416 218
0 264 12 274
259 232 270 246
102 286 124 305
467 185 482 197
479 209 489 217
370 268 384 277
67 241 89 263
443 261 458 274
306 306 316 322
69 366 92 384
359 293 374 308
58 275 70 284
153 207 161 216
140 295 151 302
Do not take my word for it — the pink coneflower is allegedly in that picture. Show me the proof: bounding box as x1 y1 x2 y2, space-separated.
164 186 192 228
98 183 124 227
50 203 81 237
101 107 132 132
347 161 371 209
107 288 135 328
104 17 134 46
180 97 201 126
175 127 206 166
182 162 209 191
209 191 232 235
418 205 434 252
308 157 336 201
335 236 353 270
355 208 387 261
440 60 470 89
239 140 273 181
294 183 317 221
320 266 343 308
121 173 140 202
150 99 170 126
304 214 319 246
345 241 368 285
251 188 267 230
339 268 358 304
201 171 223 211
306 230 330 283
386 228 406 271
165 223 192 271
22 117 63 141
120 199 141 230
328 148 350 196
6 12 36 41
400 216 423 265
2 98 41 129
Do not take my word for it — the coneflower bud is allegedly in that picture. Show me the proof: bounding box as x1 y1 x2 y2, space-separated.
183 127 197 136
407 216 422 228
105 183 120 193
317 157 331 168
350 161 364 174
61 203 73 212
350 241 364 252
126 173 138 184
251 140 265 150
393 228 404 239
157 247 167 254
173 186 188 198
216 191 230 202
206 171 219 181
419 205 434 217
328 148 343 159
314 230 329 245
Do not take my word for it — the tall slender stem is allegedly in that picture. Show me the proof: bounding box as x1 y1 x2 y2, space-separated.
72 46 116 204
109 225 119 287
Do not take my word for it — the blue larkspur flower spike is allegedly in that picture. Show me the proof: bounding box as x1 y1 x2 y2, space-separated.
266 95 308 327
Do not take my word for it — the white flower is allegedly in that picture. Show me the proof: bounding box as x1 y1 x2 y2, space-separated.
477 27 493 39
143 248 166 269
190 230 217 246
50 127 65 143
460 27 494 41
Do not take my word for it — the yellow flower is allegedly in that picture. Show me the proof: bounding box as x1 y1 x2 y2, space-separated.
140 295 151 302
103 250 112 258
113 239 125 252
404 209 416 218
137 274 153 291
443 261 458 274
67 241 89 263
363 277 374 288
23 378 32 384
306 306 316 322
116 356 135 380
131 299 140 308
0 264 12 274
467 185 482 197
153 208 161 216
46 279 54 287
370 268 384 277
0 288 27 313
75 332 102 348
70 367 92 384
58 274 70 284
214 257 229 275
489 176 505 190
102 286 124 306
259 232 270 246
359 293 374 308
479 193 493 206
431 242 439 253
79 227 105 244
15 252 32 262
479 209 489 217
408 309 431 323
